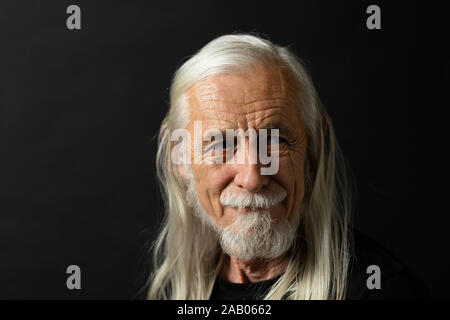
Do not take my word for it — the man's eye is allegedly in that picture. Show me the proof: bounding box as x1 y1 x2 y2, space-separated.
268 135 287 145
204 140 232 153
218 140 231 150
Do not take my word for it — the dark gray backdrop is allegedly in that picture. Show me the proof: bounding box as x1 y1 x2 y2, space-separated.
0 0 447 299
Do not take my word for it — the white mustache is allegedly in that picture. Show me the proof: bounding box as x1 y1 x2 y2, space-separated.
219 186 287 210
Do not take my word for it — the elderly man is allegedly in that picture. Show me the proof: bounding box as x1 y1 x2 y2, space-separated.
147 34 427 300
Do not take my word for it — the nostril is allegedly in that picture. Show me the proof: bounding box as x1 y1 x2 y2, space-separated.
234 164 269 193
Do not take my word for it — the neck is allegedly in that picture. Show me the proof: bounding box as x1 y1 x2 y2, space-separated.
220 252 290 283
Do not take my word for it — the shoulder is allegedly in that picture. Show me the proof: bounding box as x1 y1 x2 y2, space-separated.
345 229 429 299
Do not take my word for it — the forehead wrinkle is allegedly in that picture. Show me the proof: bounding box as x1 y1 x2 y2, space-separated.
190 75 246 105
185 65 300 131
189 65 297 105
202 106 288 124
202 108 293 132
201 100 290 116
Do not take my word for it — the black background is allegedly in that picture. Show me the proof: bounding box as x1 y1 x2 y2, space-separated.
0 0 447 299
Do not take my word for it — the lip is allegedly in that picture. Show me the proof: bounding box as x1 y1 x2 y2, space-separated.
228 206 268 214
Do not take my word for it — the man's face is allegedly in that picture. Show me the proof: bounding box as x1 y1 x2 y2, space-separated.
182 63 308 240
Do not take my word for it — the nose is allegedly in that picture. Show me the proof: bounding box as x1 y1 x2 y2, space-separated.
234 163 269 193
232 133 270 192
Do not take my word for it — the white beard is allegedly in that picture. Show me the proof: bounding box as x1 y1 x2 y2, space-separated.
185 178 301 260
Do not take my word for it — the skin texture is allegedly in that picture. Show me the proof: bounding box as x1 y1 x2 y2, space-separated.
180 63 309 283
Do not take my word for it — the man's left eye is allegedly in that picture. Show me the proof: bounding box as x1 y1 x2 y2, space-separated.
268 135 287 145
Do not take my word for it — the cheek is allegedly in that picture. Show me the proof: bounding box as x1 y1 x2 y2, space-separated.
277 152 306 217
192 164 234 220
290 153 306 213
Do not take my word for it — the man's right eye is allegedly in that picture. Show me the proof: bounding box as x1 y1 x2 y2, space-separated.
217 138 238 150
204 140 227 153
211 140 226 150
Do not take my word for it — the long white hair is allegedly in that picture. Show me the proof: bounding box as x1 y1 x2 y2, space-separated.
147 34 354 300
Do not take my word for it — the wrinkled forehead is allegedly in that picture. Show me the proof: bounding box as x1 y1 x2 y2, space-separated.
184 63 301 128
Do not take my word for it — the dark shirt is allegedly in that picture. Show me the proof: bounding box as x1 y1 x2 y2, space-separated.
209 230 428 300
